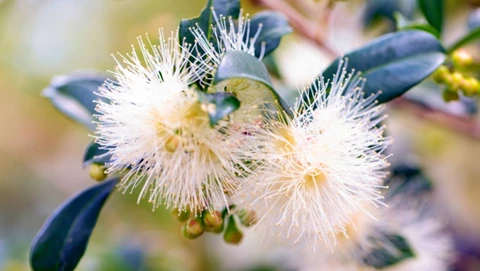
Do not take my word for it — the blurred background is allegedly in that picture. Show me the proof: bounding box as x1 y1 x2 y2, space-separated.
1 0 480 270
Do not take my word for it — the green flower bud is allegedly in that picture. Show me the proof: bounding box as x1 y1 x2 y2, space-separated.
461 77 480 97
171 208 191 222
89 163 107 181
452 49 474 68
432 65 450 83
442 89 460 102
223 216 243 244
203 210 223 233
238 209 257 227
182 217 204 239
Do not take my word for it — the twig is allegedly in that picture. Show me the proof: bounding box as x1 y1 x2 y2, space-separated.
256 0 338 56
391 98 480 139
255 0 480 139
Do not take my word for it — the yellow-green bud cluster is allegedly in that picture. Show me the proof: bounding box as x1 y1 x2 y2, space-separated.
432 50 480 102
174 207 249 244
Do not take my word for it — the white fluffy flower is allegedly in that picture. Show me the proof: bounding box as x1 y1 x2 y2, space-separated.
191 9 263 70
239 64 391 250
190 9 276 113
94 30 249 212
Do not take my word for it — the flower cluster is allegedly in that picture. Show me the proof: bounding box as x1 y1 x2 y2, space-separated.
90 7 452 271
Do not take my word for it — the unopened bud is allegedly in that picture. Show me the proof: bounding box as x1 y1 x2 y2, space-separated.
171 208 190 222
89 163 107 181
165 135 180 153
461 77 480 97
442 89 460 102
446 72 464 90
223 216 243 244
203 211 223 233
432 65 450 83
452 49 474 68
182 217 204 239
238 209 257 227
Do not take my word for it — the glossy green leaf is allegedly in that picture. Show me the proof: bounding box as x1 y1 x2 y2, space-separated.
394 12 440 38
363 0 416 27
31 179 118 271
197 91 240 126
249 11 292 58
83 141 112 168
213 51 292 116
43 73 109 131
418 0 444 33
448 27 480 53
363 233 415 269
315 30 445 104
179 0 240 47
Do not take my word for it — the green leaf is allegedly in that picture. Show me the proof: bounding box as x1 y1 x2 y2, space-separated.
213 51 292 116
363 232 416 269
249 11 292 58
314 30 445 104
448 27 480 53
83 141 112 168
363 0 416 27
385 164 432 197
30 179 118 271
418 0 444 33
197 91 240 126
179 0 240 47
394 12 440 38
43 73 109 131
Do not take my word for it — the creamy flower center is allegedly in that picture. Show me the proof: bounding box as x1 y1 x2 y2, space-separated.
303 170 327 190
274 126 296 153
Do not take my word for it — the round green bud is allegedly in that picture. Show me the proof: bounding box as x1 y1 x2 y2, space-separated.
89 163 107 181
223 216 243 244
442 89 460 102
452 49 474 68
432 65 450 83
182 217 204 239
461 77 480 97
171 208 191 222
238 209 257 227
203 211 223 233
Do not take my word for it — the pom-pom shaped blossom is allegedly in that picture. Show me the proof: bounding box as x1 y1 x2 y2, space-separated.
239 63 391 250
94 30 249 213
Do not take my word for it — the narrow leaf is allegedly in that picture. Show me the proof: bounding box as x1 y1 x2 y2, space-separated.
448 27 480 53
30 179 118 271
394 12 440 38
43 73 109 131
418 0 444 33
213 51 292 116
